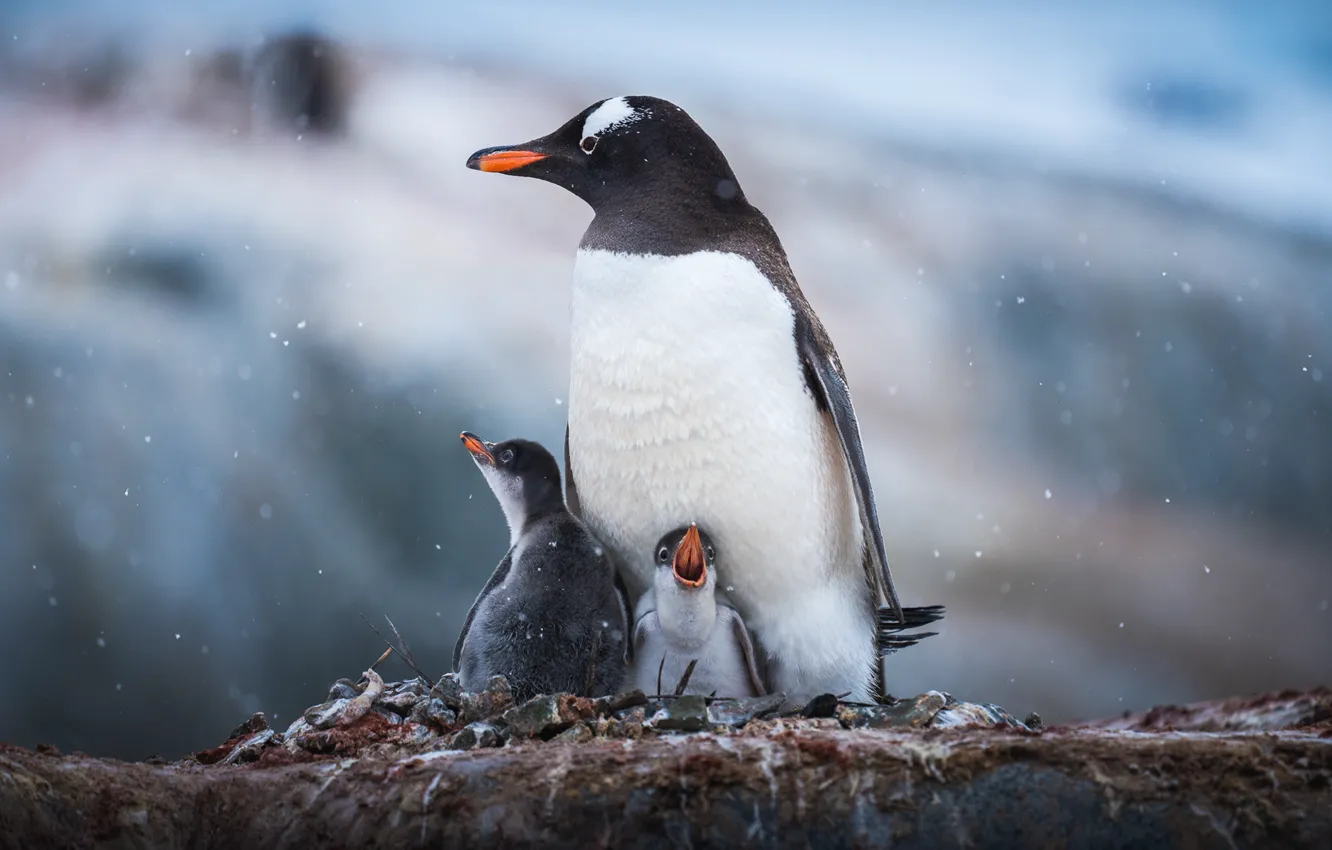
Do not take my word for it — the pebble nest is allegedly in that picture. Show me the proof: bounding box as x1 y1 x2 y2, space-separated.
191 667 1039 768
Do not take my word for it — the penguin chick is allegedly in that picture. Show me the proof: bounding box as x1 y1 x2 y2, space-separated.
632 524 766 698
454 432 629 701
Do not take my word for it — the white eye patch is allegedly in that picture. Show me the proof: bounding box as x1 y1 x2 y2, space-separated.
581 96 647 140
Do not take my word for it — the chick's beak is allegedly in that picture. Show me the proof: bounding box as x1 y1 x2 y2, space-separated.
673 524 707 588
460 431 494 463
466 144 550 174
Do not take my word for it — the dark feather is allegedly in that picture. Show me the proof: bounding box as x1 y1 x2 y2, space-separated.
877 604 945 653
452 549 514 672
795 313 905 628
879 604 946 633
614 567 634 664
563 424 581 517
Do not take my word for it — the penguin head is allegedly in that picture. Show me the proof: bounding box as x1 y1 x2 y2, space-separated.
654 523 717 591
460 432 563 543
465 96 746 212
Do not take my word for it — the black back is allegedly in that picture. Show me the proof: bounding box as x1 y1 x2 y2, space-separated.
455 513 628 702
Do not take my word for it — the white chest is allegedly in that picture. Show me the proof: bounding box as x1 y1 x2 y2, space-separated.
631 592 760 698
566 249 866 657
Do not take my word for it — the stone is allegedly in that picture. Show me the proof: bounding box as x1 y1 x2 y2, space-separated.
281 718 312 754
612 706 646 725
651 695 709 732
303 698 350 730
932 699 1026 730
395 678 430 697
837 692 948 730
503 695 580 740
607 717 644 740
552 723 594 745
430 674 465 710
226 713 270 740
221 729 278 765
410 698 457 730
614 704 649 723
404 724 435 744
891 691 950 727
370 706 403 725
835 706 888 729
327 679 360 701
592 689 648 715
449 722 502 750
706 693 786 728
378 690 421 715
459 675 514 723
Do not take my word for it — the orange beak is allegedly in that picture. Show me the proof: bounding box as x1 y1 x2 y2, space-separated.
673 524 707 588
460 431 493 464
468 149 549 173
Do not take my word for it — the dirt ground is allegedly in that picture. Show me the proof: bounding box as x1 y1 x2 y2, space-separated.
2 687 1327 849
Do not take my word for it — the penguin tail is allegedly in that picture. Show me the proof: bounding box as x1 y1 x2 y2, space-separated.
879 630 940 652
878 604 945 632
876 604 944 653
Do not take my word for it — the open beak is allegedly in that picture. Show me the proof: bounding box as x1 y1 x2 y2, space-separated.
460 431 494 464
673 524 707 588
466 144 550 174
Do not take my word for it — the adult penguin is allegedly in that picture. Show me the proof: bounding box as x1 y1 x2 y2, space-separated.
467 96 933 702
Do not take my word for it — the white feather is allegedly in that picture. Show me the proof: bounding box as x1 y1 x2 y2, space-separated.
631 556 757 697
476 463 525 547
568 248 874 702
581 96 645 139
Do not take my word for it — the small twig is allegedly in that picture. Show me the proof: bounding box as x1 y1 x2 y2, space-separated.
371 646 394 669
359 614 432 684
383 615 429 685
357 647 394 684
673 659 698 696
657 656 666 697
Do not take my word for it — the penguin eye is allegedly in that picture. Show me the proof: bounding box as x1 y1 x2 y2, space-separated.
657 545 669 563
499 449 515 464
579 135 599 154
706 546 715 560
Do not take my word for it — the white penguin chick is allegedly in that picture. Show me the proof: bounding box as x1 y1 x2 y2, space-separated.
632 524 766 698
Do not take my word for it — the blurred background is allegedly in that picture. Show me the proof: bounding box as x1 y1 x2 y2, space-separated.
1 0 1329 760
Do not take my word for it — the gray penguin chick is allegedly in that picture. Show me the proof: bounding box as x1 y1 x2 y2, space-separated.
455 432 629 701
632 524 767 698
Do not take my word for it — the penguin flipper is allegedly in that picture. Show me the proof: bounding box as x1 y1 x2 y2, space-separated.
794 315 905 627
630 606 656 665
452 548 515 673
723 607 768 697
615 567 634 664
564 424 581 518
